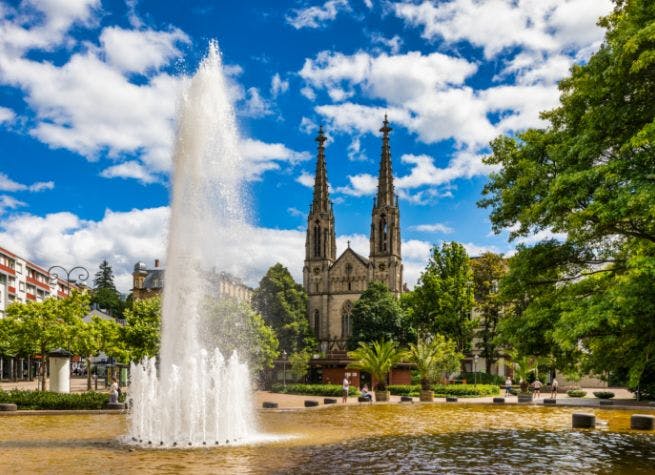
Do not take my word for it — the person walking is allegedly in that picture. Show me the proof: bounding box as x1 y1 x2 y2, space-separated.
550 378 559 399
505 377 513 397
532 379 543 398
342 376 350 403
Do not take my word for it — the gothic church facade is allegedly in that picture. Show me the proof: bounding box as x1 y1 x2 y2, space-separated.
303 117 404 354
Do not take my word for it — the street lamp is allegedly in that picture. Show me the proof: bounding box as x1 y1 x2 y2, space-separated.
282 350 288 390
48 265 89 285
474 354 479 387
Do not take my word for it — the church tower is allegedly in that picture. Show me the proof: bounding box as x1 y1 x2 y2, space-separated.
303 126 336 341
369 116 403 295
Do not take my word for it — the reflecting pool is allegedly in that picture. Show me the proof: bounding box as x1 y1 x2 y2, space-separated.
1 404 654 474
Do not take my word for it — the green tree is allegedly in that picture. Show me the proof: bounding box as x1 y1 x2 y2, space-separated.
5 291 90 390
72 316 122 390
406 242 475 351
479 0 655 395
91 260 122 317
289 349 312 382
121 296 161 362
252 263 314 353
347 340 403 391
471 252 508 372
405 334 462 390
348 281 409 350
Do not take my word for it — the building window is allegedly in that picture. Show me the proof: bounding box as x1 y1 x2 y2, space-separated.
313 221 321 257
341 301 352 339
19 281 25 292
379 215 388 252
314 309 320 338
15 263 22 274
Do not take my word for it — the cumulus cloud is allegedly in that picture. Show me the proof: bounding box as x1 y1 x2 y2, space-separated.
0 106 16 123
410 223 454 234
239 139 311 180
100 161 157 184
335 173 377 196
296 171 315 188
286 0 351 29
0 195 26 215
270 73 289 97
240 87 272 117
0 172 54 193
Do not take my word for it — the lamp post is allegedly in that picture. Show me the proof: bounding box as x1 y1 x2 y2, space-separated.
282 350 288 390
48 265 89 285
474 354 479 387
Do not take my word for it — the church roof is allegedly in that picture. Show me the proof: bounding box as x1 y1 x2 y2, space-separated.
332 246 369 269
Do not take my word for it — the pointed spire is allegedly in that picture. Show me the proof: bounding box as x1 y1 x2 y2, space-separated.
312 125 330 213
377 115 394 207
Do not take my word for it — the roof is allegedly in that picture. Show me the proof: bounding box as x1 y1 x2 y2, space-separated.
142 269 164 290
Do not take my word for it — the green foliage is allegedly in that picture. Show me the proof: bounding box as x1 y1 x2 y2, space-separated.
289 349 312 381
348 281 409 349
479 0 655 402
348 340 403 390
0 390 109 409
405 242 475 351
567 390 587 398
91 260 122 317
459 372 505 385
201 298 279 374
404 334 462 389
593 391 615 399
388 384 499 397
471 253 508 371
271 383 358 397
121 297 161 362
253 263 315 353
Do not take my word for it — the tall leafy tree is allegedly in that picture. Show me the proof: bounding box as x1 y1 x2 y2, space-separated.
252 263 314 353
92 260 122 317
348 281 409 350
471 252 507 372
121 296 161 362
479 0 655 395
348 340 403 391
406 242 475 351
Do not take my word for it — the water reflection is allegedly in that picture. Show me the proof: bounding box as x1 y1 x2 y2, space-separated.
1 404 653 474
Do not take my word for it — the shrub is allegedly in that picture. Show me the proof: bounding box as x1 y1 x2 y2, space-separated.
459 372 504 385
567 390 587 398
270 383 358 397
388 384 499 397
0 390 109 409
593 391 615 399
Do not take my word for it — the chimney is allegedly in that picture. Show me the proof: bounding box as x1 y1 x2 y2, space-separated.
155 259 160 268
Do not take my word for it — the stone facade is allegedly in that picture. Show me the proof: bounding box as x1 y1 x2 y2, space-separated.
303 118 404 355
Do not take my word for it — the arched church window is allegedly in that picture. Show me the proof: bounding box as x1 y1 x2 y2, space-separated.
313 221 321 257
341 301 353 338
314 309 320 337
379 215 388 252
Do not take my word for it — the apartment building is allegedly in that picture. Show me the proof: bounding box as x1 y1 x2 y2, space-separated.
0 245 77 318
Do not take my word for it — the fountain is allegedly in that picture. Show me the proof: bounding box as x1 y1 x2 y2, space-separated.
127 41 257 448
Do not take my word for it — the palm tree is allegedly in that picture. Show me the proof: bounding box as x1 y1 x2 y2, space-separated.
348 340 403 401
406 334 462 401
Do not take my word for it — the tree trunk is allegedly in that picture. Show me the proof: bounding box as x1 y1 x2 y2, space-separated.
86 357 92 391
40 355 47 391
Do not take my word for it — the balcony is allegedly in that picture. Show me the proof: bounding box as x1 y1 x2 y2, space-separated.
27 276 50 291
8 286 16 294
0 263 15 276
26 293 36 301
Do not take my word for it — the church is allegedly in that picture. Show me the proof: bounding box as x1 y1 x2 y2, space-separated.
303 117 404 357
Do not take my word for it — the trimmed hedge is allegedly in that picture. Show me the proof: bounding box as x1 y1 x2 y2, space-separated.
458 372 505 385
593 391 615 399
0 390 109 410
271 384 358 397
567 390 588 398
389 384 499 397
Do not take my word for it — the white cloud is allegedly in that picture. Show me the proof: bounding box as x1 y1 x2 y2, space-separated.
100 161 157 184
99 26 190 74
240 87 272 117
296 171 315 188
239 139 311 180
0 172 54 192
0 195 26 214
347 135 367 161
335 173 377 196
286 0 351 29
461 242 500 257
300 86 317 101
512 228 568 246
410 223 454 234
370 33 403 54
287 207 307 220
270 73 289 97
0 106 16 123
300 116 318 134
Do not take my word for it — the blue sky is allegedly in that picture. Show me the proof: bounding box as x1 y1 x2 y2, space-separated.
0 0 612 291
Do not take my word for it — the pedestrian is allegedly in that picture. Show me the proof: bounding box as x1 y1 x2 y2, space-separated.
342 376 350 403
505 376 512 397
532 379 543 398
550 378 559 399
360 384 372 402
109 377 119 404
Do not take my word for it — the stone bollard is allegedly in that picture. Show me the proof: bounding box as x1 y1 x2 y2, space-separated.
599 400 613 406
446 397 458 402
400 396 413 403
324 398 337 405
493 397 505 404
630 414 654 431
304 400 319 407
572 413 596 429
0 403 18 411
543 398 556 405
262 402 278 409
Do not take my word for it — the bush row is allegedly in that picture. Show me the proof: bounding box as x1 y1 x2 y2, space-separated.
0 390 110 410
457 372 505 385
270 383 358 397
388 384 500 397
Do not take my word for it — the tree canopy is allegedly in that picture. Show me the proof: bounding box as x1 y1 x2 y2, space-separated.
479 0 655 396
91 260 122 317
252 263 314 353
